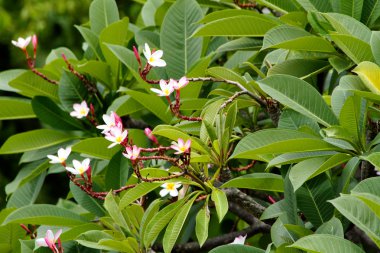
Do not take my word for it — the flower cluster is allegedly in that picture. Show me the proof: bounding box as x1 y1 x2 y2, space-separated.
47 146 91 176
35 229 62 253
97 111 128 148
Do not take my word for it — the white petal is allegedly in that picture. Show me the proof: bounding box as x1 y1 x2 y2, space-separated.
54 229 62 241
35 238 48 247
82 158 91 168
159 188 169 197
72 159 82 170
151 50 163 59
47 155 60 163
174 183 182 188
169 189 179 197
150 88 165 96
45 230 55 244
152 59 166 67
143 43 151 59
65 167 79 174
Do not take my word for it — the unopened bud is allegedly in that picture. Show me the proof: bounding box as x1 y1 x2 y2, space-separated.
133 45 142 67
32 35 38 59
144 128 158 144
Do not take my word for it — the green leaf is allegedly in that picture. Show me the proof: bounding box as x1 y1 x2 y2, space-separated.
371 31 380 65
290 234 365 253
32 96 83 130
230 129 338 160
0 97 35 120
140 199 163 248
323 13 370 41
206 67 254 93
211 188 228 222
361 0 380 27
9 70 59 101
105 151 132 190
107 95 142 116
76 25 104 60
163 194 198 253
330 33 374 64
296 174 334 227
119 182 161 209
77 60 112 88
0 129 76 154
209 244 265 253
337 157 360 194
330 195 380 247
195 201 210 247
352 61 380 95
89 0 119 34
268 59 330 79
351 176 380 197
70 182 106 217
126 90 172 124
60 223 103 241
315 217 344 237
216 38 262 53
221 173 284 192
161 0 203 78
289 154 351 191
152 125 208 153
72 137 120 160
195 11 280 37
295 0 333 12
337 0 363 20
144 198 187 248
142 0 164 26
260 199 289 220
58 70 89 111
3 204 87 226
278 108 320 133
258 75 338 127
263 25 335 52
267 151 336 169
104 193 129 229
0 69 25 92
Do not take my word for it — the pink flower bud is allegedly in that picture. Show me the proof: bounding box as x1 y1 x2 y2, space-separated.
144 128 158 144
133 45 142 67
32 34 38 58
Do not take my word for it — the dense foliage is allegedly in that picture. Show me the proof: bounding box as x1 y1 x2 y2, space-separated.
1 0 380 252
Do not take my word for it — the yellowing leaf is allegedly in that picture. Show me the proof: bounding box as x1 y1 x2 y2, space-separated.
352 61 380 94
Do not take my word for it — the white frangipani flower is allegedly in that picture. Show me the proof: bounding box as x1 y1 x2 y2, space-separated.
65 158 91 175
150 79 174 97
171 138 191 154
35 229 62 251
104 127 128 148
97 111 123 133
172 76 189 90
159 182 182 197
70 101 89 119
47 147 71 164
123 145 141 160
230 234 247 245
143 43 166 67
11 36 31 50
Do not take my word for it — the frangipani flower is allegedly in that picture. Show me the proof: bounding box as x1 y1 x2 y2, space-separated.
12 36 31 50
97 111 123 133
47 147 71 165
230 234 246 245
159 182 182 197
172 77 189 90
150 79 174 97
143 43 166 67
35 229 62 252
105 127 128 148
70 101 89 119
65 158 91 175
171 138 191 154
123 145 141 160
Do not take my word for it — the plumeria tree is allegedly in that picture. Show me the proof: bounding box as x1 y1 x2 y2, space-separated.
1 0 380 253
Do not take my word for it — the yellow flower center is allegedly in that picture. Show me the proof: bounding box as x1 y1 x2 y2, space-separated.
116 136 123 143
78 167 85 174
180 146 187 152
149 57 154 63
80 108 87 115
166 183 175 191
59 157 65 163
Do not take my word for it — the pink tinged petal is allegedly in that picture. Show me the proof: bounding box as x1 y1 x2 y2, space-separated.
54 229 62 241
82 158 91 169
169 189 179 197
36 238 48 247
73 103 82 111
185 139 192 149
178 138 184 147
159 188 169 197
65 166 80 175
45 230 55 245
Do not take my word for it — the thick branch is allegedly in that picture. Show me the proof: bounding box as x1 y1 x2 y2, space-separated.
223 188 266 217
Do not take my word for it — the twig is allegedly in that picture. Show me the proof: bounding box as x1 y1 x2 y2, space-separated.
234 0 257 8
230 160 256 172
220 91 249 110
223 188 266 217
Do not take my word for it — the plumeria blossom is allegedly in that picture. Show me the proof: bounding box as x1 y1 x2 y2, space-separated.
123 145 141 160
143 43 166 67
47 147 71 165
172 76 189 90
35 229 62 252
65 158 91 175
12 36 31 50
70 101 89 119
230 234 247 245
97 111 123 134
150 79 174 97
171 138 191 154
105 127 128 148
159 182 182 197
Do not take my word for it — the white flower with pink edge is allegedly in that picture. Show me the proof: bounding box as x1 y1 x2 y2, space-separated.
35 229 62 252
171 138 191 154
105 127 128 148
150 79 174 97
12 36 31 50
70 101 89 119
123 145 141 160
172 77 189 90
65 158 91 175
47 147 71 164
97 111 123 134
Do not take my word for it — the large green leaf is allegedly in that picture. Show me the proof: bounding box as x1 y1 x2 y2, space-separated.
330 33 374 64
371 31 380 65
323 13 370 41
70 182 106 217
140 199 163 248
75 26 104 60
0 129 76 154
230 129 338 160
89 0 119 34
195 201 210 247
163 194 198 253
194 11 280 37
289 154 351 191
9 70 59 101
290 234 365 253
32 96 83 130
267 151 336 169
295 0 333 12
160 0 203 78
105 151 132 190
296 175 334 227
278 109 320 133
351 177 380 197
119 182 161 209
3 204 88 226
268 59 330 79
0 97 35 120
104 193 129 229
0 69 25 92
211 188 228 222
220 173 284 192
107 95 142 116
210 245 265 253
361 0 380 27
330 195 380 247
315 217 344 237
337 0 363 20
258 75 338 127
58 71 89 111
72 137 120 160
263 25 335 52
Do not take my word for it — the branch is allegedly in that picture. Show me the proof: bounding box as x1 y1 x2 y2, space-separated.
223 188 266 217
